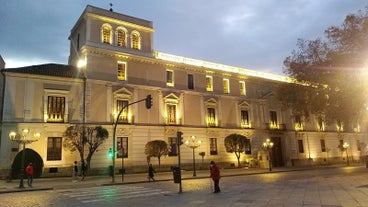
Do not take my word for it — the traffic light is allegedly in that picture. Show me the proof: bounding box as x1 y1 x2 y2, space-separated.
108 148 113 158
145 94 152 109
177 131 184 146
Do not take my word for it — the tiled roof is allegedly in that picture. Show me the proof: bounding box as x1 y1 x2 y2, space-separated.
2 64 83 79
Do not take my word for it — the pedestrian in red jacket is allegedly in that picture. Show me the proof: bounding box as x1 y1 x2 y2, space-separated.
210 161 221 193
25 162 34 187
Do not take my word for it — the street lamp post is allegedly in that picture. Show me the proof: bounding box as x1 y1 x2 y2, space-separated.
263 138 274 172
343 142 350 166
9 129 41 188
185 135 202 176
77 59 87 162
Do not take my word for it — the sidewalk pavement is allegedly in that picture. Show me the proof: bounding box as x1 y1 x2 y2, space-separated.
0 165 339 194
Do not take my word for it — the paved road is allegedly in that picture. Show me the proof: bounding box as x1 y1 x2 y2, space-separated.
1 165 368 206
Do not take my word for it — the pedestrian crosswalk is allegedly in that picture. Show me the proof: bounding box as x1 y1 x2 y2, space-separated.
59 185 173 204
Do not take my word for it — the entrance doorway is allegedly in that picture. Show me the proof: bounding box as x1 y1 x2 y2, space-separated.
270 137 283 167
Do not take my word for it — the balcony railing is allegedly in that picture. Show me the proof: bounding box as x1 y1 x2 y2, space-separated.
265 123 286 130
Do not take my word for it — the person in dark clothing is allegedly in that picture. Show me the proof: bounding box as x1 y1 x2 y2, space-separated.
148 164 156 182
81 160 87 181
210 161 221 193
73 161 78 182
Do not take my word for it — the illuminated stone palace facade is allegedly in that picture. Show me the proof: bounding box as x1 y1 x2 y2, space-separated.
0 5 366 177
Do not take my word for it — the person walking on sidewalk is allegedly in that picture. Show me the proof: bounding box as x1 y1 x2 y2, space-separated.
210 161 221 193
148 164 156 182
25 162 34 187
81 160 87 181
73 161 78 182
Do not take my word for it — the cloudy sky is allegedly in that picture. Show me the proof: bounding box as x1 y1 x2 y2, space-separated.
1 0 367 75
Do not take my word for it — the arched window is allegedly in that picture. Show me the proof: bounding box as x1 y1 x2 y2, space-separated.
131 31 141 50
116 27 127 47
101 24 112 44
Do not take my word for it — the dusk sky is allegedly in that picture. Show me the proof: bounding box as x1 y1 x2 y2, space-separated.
1 0 367 75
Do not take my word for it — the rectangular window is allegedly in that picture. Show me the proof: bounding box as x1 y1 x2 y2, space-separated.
295 115 303 130
223 78 230 94
166 104 176 124
320 139 326 152
188 74 194 89
168 137 177 156
117 100 129 123
117 62 127 81
298 140 304 153
317 116 324 131
239 81 246 96
245 138 251 154
166 70 174 86
270 111 277 128
207 108 216 127
210 138 218 155
47 96 65 123
47 137 62 160
117 137 128 158
206 75 213 92
241 110 249 128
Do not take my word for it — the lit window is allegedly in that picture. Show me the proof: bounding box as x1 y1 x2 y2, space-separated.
131 31 141 50
210 138 218 155
166 70 174 86
47 137 62 160
317 116 325 131
116 100 129 123
336 120 344 132
269 111 278 129
223 78 230 94
207 108 216 127
241 110 250 128
116 28 127 47
44 89 69 123
206 76 213 92
117 62 127 81
166 104 177 124
239 81 246 96
164 94 179 125
101 24 112 44
294 115 303 131
47 96 65 123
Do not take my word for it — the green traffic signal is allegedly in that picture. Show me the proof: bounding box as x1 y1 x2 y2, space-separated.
108 148 113 158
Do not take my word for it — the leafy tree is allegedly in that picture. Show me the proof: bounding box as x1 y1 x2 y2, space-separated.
144 140 169 170
279 7 368 130
63 124 109 170
224 134 249 167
